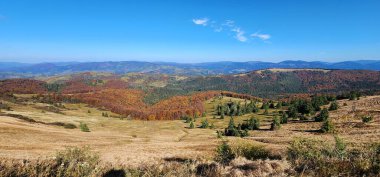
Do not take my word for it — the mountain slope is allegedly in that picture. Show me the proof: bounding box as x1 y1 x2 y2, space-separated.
1 60 380 78
149 69 380 100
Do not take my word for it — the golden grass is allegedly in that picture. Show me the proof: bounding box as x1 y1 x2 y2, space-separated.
0 95 379 167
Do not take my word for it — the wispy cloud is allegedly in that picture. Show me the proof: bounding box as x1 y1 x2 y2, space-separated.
223 20 235 27
232 28 247 42
251 32 271 40
214 27 223 32
192 17 270 43
192 18 209 26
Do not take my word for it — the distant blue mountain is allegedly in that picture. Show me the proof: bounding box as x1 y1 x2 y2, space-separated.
0 62 32 70
0 60 379 78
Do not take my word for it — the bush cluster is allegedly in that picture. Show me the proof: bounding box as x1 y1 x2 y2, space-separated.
287 137 380 176
80 122 90 132
241 117 260 130
362 115 374 123
223 117 249 137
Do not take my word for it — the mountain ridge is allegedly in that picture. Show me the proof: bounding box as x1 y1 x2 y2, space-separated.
1 60 380 79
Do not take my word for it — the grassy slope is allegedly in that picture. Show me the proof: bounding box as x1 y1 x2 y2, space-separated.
0 95 379 166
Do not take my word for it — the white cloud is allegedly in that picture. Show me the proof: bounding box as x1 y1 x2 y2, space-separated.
223 20 235 27
232 28 247 42
192 18 209 26
251 32 271 40
192 18 270 43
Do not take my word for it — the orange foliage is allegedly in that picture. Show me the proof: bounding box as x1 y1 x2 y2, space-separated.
72 89 148 118
68 89 227 120
0 79 47 94
149 91 221 120
295 70 380 92
72 90 223 120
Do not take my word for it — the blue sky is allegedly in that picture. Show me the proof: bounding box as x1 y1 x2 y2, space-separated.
0 0 379 63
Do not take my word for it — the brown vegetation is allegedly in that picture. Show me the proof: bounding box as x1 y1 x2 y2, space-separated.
0 79 47 94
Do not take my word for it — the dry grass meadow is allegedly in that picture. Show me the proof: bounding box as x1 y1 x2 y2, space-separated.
0 94 379 168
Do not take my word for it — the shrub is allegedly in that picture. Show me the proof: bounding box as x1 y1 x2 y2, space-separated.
270 116 281 131
287 138 331 175
276 102 282 109
269 102 275 109
196 163 221 177
264 107 269 115
224 117 249 137
315 108 329 122
287 105 298 119
241 117 260 130
333 136 347 159
362 115 373 123
228 139 277 161
329 101 339 111
287 137 380 176
321 119 335 133
200 119 209 128
215 141 235 165
183 115 192 123
240 145 272 160
216 130 223 138
80 122 90 132
55 146 100 176
280 113 288 124
189 121 195 129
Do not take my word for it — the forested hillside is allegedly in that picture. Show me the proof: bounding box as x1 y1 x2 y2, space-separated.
151 69 380 100
1 69 379 119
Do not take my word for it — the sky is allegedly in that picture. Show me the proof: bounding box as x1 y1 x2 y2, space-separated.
0 0 379 63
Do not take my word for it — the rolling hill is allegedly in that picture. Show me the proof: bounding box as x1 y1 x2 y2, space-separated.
147 69 380 101
1 68 379 120
1 60 380 79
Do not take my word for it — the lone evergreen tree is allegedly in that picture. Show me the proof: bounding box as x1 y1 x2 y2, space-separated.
189 121 195 129
315 108 329 122
329 101 339 111
281 113 288 124
264 106 269 115
321 118 335 133
200 119 209 128
242 117 260 130
276 102 282 109
270 116 281 131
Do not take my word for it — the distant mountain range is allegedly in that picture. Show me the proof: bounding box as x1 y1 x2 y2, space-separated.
0 60 380 78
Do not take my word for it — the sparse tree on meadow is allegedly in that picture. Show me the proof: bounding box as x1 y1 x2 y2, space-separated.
315 108 329 122
270 116 281 131
329 101 339 111
189 121 195 129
